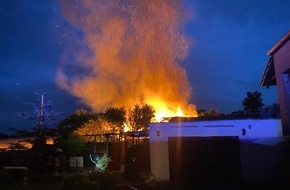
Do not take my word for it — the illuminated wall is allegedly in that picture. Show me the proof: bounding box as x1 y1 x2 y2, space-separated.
149 119 282 181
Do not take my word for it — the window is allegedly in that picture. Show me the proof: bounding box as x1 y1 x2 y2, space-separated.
282 68 290 94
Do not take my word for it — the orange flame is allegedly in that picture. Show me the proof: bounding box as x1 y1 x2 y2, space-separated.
146 97 197 122
57 0 198 121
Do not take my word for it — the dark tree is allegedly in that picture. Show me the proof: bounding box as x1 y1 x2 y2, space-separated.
230 110 245 116
56 109 98 148
0 132 8 138
57 109 98 136
261 103 280 118
65 133 86 156
197 109 206 116
11 93 61 171
129 104 155 131
206 108 220 116
242 91 264 115
197 108 220 117
104 106 126 133
14 93 60 151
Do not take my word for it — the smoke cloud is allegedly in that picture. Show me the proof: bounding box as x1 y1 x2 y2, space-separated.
57 0 197 117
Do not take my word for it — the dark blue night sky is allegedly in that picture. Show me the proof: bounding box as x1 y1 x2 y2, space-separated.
1 0 290 134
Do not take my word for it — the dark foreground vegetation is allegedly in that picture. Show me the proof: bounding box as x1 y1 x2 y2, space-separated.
0 169 121 190
1 168 290 190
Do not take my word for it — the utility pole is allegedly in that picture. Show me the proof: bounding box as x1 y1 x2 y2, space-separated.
38 93 45 126
36 93 45 137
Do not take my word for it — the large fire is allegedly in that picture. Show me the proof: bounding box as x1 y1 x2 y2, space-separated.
145 97 196 122
57 0 198 121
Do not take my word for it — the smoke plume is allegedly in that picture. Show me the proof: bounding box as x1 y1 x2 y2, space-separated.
57 0 197 118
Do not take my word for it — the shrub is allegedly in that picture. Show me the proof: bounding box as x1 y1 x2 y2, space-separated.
65 133 86 156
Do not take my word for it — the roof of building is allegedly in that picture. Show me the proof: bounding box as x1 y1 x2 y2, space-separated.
260 56 276 88
268 30 290 55
261 30 290 87
167 115 279 122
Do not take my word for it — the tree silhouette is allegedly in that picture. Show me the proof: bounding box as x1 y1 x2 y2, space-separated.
242 91 264 116
13 93 60 147
128 104 155 131
13 92 61 171
57 108 97 136
261 103 280 118
104 106 126 133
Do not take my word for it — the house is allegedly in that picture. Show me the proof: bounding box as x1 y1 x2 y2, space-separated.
261 30 290 136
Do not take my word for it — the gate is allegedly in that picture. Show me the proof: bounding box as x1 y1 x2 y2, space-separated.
168 136 241 186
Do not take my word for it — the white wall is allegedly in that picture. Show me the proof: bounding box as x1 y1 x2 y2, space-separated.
149 119 282 181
